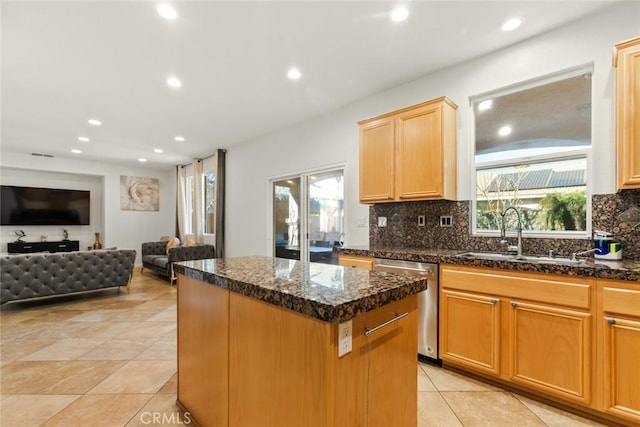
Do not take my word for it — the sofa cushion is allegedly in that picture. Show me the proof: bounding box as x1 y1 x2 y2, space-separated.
166 238 180 254
153 257 169 269
142 254 165 265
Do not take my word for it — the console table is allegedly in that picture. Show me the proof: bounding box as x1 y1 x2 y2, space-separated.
7 240 80 254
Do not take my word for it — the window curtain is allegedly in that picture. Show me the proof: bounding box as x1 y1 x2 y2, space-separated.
192 159 205 243
215 149 226 258
176 165 187 241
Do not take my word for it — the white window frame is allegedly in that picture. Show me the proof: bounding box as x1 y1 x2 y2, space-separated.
469 66 593 239
268 163 346 263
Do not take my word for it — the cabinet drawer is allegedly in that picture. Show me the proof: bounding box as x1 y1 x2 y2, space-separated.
602 287 640 318
338 255 374 270
441 265 593 310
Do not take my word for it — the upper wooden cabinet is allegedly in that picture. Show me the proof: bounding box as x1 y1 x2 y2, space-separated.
614 37 640 190
358 97 458 203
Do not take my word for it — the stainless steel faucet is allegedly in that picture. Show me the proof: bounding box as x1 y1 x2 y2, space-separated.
570 248 601 261
500 206 523 257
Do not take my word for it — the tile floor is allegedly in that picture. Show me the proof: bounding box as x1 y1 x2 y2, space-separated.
1 269 606 426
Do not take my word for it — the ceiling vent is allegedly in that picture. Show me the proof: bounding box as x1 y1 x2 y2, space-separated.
31 153 55 158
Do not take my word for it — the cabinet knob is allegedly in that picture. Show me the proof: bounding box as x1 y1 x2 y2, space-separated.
608 318 616 325
511 302 518 308
490 298 498 305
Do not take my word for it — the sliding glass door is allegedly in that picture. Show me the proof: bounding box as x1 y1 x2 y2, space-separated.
273 168 344 264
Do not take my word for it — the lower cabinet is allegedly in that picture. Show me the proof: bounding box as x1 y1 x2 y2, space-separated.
440 265 595 406
508 301 591 405
598 279 640 424
338 254 374 270
440 289 501 375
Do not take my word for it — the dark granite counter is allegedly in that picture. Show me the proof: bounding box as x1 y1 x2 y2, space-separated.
173 256 427 323
338 246 640 282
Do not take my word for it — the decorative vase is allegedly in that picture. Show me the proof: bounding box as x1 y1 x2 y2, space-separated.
93 233 102 250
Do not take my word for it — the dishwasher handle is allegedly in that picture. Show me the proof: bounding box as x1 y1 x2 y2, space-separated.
375 262 435 277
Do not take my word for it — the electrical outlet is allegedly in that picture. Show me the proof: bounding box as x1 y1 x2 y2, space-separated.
338 320 352 357
377 217 387 227
417 215 426 226
440 215 452 227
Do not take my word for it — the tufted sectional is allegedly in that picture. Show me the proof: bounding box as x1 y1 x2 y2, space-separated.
1 249 136 304
141 241 215 284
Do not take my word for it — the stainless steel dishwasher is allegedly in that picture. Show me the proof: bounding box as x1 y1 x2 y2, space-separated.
374 258 440 364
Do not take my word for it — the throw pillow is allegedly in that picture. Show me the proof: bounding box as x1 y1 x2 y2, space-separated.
184 239 196 247
166 237 180 254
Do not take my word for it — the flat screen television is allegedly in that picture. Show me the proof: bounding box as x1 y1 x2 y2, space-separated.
0 185 90 226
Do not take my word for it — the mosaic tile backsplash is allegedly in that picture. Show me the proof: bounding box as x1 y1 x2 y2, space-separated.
369 189 640 260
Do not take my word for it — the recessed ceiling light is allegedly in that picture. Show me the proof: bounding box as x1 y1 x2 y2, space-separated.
139 158 148 162
166 76 182 88
88 119 102 126
78 136 90 142
498 125 512 136
287 68 302 80
478 100 493 111
157 4 177 20
174 136 185 142
501 17 522 32
390 6 409 22
71 149 82 154
154 148 164 154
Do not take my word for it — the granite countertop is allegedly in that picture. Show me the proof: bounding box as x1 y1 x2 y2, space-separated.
338 246 640 282
173 256 428 323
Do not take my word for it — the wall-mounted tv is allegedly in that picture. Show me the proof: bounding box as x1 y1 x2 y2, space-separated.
0 185 90 226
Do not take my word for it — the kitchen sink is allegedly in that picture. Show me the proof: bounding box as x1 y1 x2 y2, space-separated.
455 252 587 266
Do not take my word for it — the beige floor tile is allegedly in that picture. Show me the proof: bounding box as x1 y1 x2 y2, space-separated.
0 394 79 427
515 394 607 426
33 309 87 322
69 321 135 339
98 309 158 322
41 393 153 427
442 391 546 426
418 391 463 427
134 299 176 312
158 328 177 343
100 300 148 310
147 306 177 321
135 340 176 361
158 374 177 394
18 321 94 340
88 360 176 394
1 360 126 394
120 321 176 339
1 320 57 340
67 309 122 322
422 364 498 392
78 337 157 361
0 338 57 362
126 394 193 426
21 338 106 361
418 365 437 392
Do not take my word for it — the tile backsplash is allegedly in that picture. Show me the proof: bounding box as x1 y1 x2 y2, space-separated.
369 189 640 260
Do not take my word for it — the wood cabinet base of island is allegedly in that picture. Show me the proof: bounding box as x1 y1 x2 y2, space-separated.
177 274 418 427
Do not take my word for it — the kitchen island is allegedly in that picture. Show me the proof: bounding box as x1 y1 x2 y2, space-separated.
173 256 428 427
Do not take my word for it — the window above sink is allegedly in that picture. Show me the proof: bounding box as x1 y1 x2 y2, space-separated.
471 67 593 238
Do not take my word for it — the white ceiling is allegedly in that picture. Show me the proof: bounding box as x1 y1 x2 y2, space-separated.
1 1 618 169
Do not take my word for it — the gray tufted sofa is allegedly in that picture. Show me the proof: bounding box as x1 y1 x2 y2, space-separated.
1 249 136 305
141 241 215 284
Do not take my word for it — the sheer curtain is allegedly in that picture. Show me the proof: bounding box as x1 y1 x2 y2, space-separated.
192 159 205 243
176 165 187 241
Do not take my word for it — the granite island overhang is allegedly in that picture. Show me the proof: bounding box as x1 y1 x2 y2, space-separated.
173 256 427 427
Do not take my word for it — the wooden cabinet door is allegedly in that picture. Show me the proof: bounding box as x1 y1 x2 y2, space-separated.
336 295 418 427
338 254 374 270
509 301 591 405
396 103 443 200
615 37 640 189
602 316 640 423
440 289 501 375
359 117 395 202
